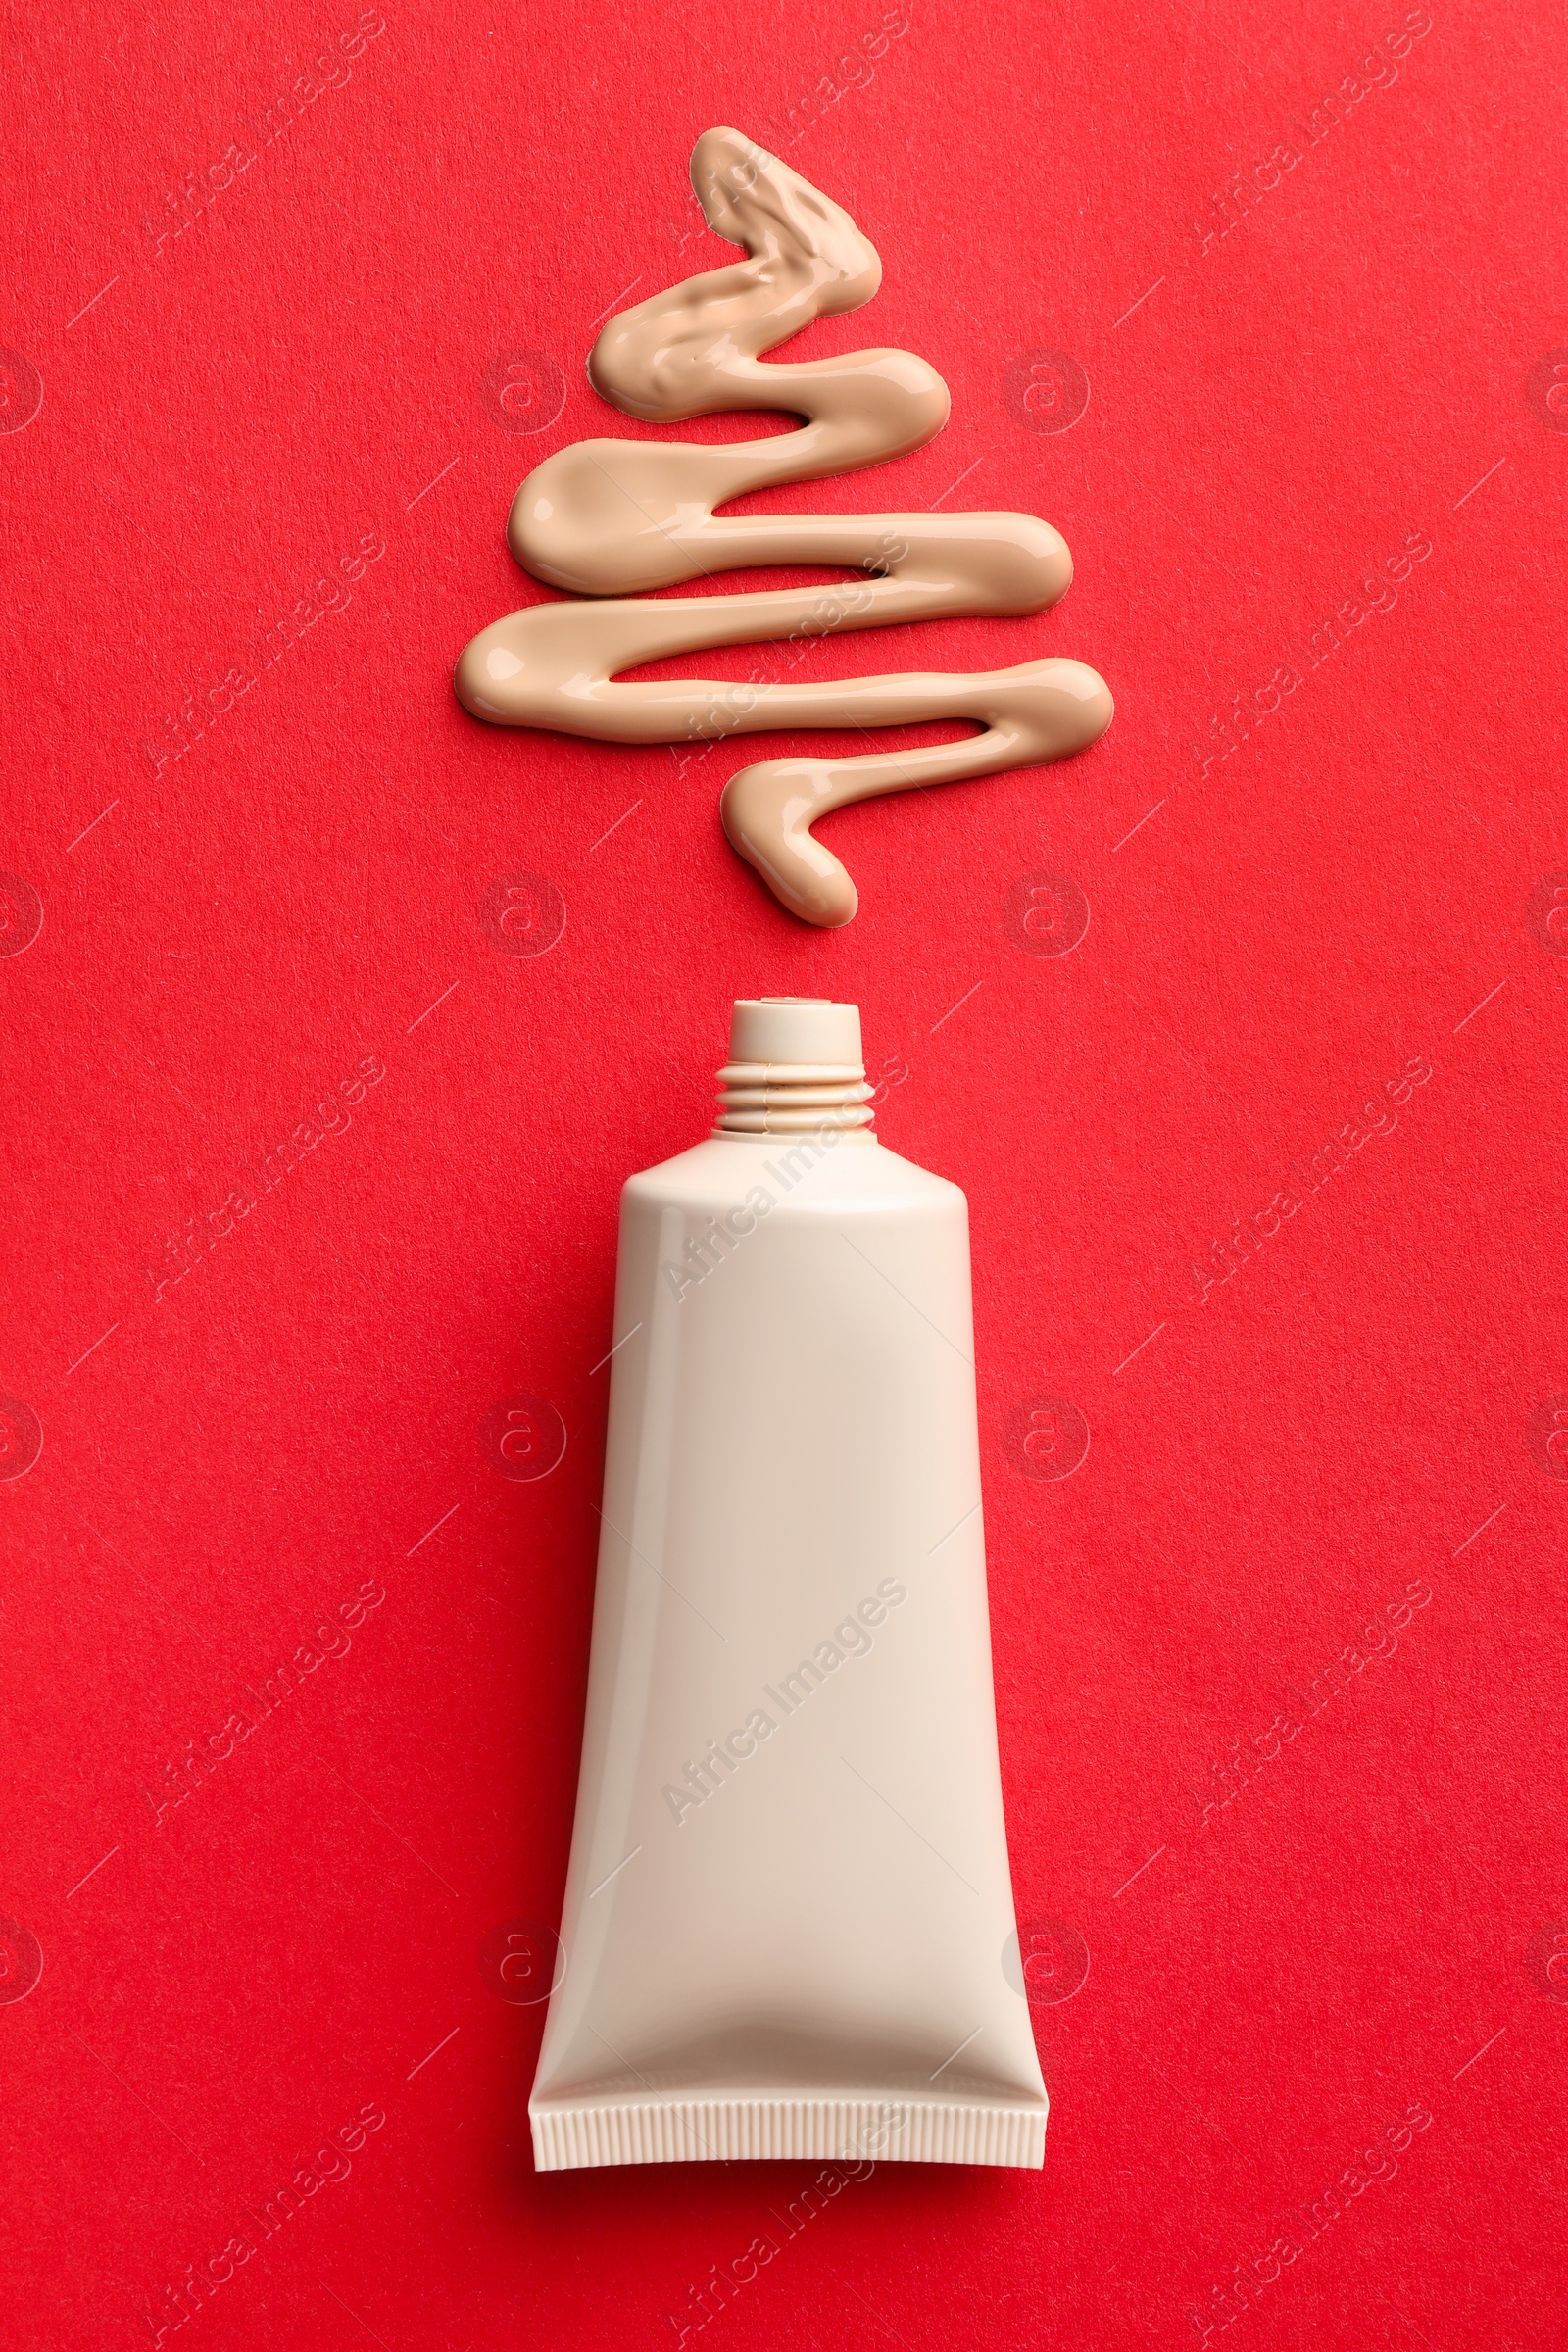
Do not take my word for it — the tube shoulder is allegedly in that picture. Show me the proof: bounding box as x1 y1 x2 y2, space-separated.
622 1132 965 1216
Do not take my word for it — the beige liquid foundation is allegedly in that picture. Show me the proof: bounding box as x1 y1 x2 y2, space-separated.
457 126 1110 928
529 999 1048 2170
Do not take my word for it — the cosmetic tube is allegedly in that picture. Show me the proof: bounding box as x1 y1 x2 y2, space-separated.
530 997 1048 2169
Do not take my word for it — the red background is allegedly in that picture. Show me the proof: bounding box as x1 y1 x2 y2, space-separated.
3 1 1565 2344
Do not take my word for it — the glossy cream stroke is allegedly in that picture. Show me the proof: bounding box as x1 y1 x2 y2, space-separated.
455 127 1111 926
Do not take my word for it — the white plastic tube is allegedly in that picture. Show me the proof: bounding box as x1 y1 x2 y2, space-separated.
530 998 1048 2169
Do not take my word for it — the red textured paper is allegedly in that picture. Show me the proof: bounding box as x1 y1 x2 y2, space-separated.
2 2 1565 2345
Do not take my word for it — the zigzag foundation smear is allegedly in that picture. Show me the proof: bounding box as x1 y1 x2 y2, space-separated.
455 126 1112 926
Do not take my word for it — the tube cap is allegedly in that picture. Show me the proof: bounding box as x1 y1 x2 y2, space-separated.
727 998 863 1069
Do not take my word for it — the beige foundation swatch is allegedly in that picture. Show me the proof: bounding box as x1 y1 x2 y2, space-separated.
455 127 1111 927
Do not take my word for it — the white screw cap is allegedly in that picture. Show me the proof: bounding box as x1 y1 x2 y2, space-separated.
727 998 863 1068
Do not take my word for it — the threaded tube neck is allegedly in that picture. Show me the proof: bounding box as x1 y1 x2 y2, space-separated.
711 997 875 1136
713 1061 873 1134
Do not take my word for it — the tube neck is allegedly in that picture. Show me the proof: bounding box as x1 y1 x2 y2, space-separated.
710 996 874 1137
712 1059 874 1136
